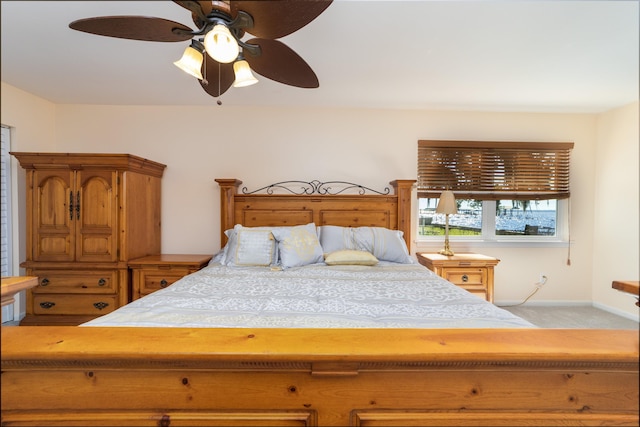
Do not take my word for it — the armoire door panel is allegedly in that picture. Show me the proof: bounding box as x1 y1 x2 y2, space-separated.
75 170 118 262
32 170 74 262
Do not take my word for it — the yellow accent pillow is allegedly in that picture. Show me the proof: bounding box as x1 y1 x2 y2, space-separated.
324 250 378 266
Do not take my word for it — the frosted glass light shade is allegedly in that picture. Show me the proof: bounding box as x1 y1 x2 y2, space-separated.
173 45 204 80
436 190 458 215
204 24 239 64
233 60 258 87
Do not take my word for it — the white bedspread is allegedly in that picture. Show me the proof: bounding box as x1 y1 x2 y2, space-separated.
83 262 534 328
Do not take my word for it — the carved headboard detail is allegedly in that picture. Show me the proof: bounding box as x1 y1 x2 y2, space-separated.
215 179 415 248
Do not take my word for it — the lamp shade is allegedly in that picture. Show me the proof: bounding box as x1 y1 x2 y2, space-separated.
204 24 239 64
233 59 258 87
436 190 458 215
173 45 204 80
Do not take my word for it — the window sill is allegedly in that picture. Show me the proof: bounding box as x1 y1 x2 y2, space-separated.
415 239 569 250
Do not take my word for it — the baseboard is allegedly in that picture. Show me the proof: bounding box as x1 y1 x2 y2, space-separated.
592 301 640 323
496 300 592 308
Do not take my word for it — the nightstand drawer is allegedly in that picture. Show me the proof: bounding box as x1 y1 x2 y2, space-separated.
441 268 486 287
139 271 188 294
129 254 212 300
416 252 499 302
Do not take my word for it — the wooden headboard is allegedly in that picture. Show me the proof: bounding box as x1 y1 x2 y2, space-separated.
216 179 415 248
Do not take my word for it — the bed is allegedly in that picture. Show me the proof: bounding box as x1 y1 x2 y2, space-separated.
1 178 638 426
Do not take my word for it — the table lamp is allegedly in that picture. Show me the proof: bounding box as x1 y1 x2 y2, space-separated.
436 190 458 256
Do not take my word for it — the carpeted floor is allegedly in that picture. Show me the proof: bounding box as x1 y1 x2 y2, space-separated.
501 305 639 329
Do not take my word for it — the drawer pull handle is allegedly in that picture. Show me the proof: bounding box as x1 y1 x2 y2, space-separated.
69 191 74 220
93 302 109 310
461 274 469 282
40 278 50 287
97 278 106 287
160 279 168 288
39 301 55 309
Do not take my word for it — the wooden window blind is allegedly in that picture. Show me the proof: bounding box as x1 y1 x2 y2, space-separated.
417 140 574 200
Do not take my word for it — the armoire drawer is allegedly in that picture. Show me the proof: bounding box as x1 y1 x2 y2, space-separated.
29 270 118 294
32 294 118 315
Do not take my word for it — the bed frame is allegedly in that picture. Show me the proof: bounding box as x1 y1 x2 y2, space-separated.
2 178 638 426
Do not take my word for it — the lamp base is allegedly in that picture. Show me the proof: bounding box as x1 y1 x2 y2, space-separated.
438 248 455 256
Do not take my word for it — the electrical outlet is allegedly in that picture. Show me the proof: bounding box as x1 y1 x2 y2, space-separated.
539 274 548 285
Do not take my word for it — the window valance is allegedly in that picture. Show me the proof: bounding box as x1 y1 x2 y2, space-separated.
417 140 574 200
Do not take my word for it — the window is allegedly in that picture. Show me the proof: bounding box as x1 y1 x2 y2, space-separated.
417 140 573 242
1 125 14 322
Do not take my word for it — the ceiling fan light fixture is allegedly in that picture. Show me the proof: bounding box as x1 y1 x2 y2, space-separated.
233 59 258 87
204 24 239 64
173 43 204 80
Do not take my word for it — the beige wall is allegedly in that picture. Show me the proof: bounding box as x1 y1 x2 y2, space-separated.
592 102 639 315
2 82 638 320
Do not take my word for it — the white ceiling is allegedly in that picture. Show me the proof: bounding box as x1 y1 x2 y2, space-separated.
1 0 638 113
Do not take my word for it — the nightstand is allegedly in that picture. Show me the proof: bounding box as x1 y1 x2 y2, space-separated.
129 254 212 300
416 252 500 302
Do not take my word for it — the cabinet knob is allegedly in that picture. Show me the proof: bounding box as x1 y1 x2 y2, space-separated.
40 278 50 287
97 278 106 287
39 301 55 309
461 274 469 282
160 279 168 288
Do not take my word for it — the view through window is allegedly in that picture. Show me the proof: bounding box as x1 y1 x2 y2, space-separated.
419 198 558 238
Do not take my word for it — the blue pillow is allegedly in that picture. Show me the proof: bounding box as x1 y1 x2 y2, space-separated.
272 223 324 268
317 225 413 264
221 225 277 266
352 227 413 264
317 225 356 253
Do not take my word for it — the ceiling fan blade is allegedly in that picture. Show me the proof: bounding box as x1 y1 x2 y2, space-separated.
244 38 319 88
69 16 194 42
172 1 213 17
173 1 214 28
199 55 235 98
230 1 332 39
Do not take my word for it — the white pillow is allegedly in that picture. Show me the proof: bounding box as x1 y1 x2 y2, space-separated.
272 223 324 268
324 250 378 266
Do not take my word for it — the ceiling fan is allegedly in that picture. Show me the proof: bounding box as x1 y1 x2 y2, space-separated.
69 0 333 100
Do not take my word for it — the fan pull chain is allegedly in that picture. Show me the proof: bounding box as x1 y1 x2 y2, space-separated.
217 62 222 105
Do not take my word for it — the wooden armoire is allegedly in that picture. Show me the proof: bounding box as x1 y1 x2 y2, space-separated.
11 153 166 325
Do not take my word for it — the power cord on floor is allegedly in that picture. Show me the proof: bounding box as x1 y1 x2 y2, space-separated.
498 276 548 308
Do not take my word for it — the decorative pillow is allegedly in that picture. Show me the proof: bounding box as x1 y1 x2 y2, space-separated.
213 228 236 265
222 225 277 266
272 223 324 268
352 227 413 264
208 249 226 266
324 250 378 266
317 225 356 253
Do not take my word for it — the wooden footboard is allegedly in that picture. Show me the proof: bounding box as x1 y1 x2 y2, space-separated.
2 327 638 426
